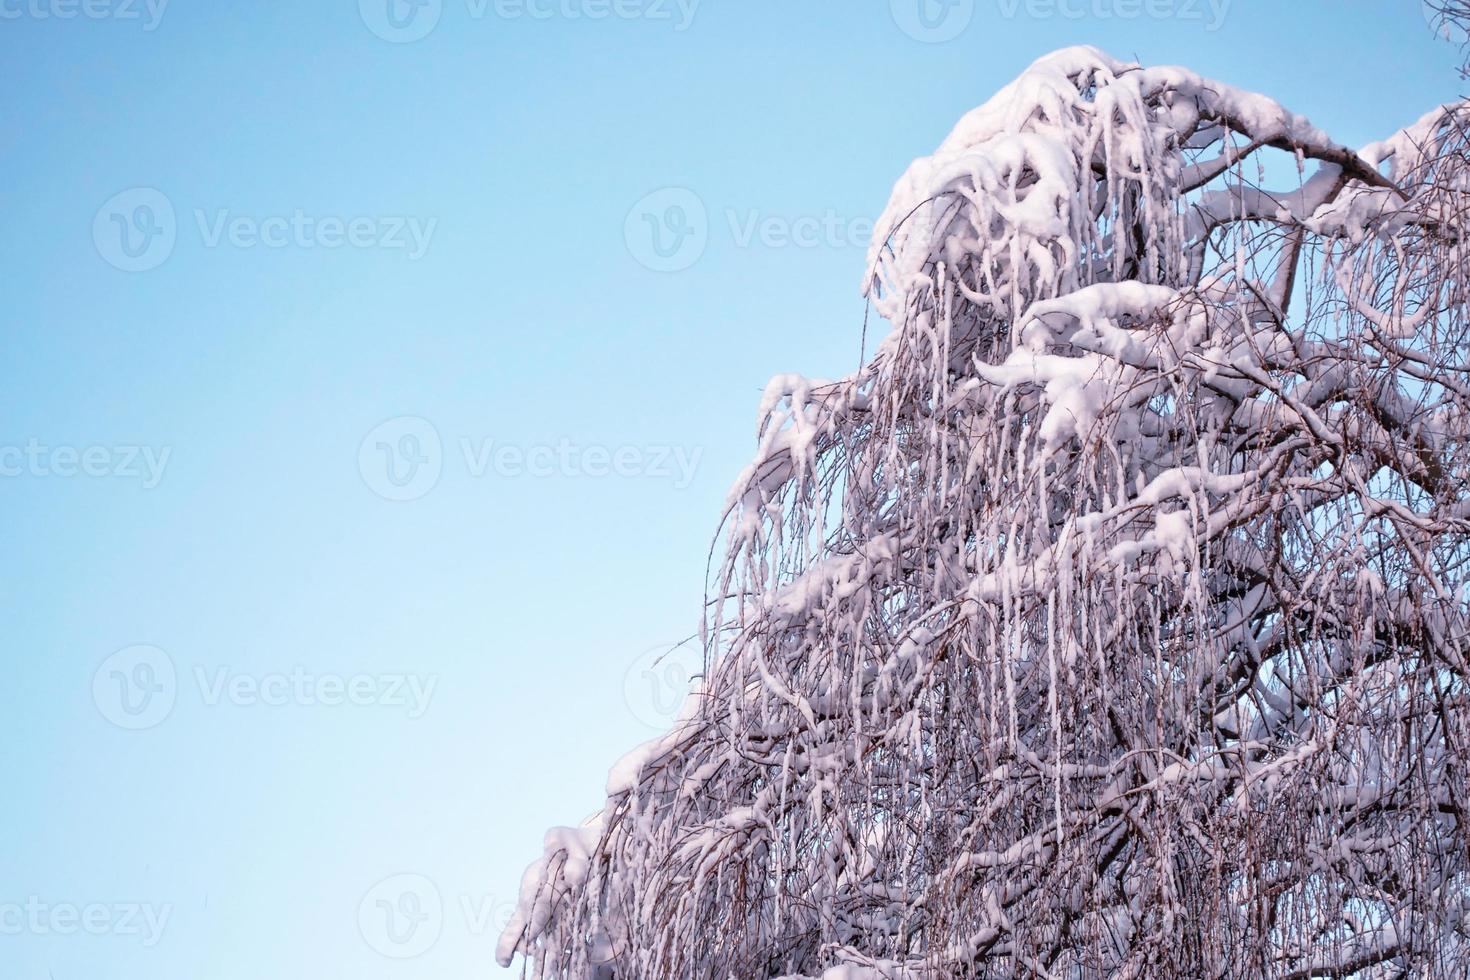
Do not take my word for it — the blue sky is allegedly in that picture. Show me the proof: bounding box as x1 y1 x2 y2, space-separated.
1 2 1462 978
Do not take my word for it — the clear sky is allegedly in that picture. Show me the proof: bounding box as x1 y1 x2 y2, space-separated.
1 2 1462 978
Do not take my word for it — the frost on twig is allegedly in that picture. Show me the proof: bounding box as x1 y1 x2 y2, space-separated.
1426 1 1470 76
500 47 1470 978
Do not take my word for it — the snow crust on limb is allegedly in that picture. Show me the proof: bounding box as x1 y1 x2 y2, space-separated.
501 45 1470 978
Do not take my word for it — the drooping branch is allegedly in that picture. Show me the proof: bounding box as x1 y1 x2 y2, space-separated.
500 46 1470 980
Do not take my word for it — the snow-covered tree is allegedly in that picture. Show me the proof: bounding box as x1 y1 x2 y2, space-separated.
499 46 1470 978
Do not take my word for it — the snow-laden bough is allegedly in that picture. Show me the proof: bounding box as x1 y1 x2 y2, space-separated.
500 47 1470 978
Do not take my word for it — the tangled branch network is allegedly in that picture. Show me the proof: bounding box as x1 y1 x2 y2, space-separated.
500 47 1470 978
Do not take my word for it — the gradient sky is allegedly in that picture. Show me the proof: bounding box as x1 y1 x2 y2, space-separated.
1 2 1463 978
